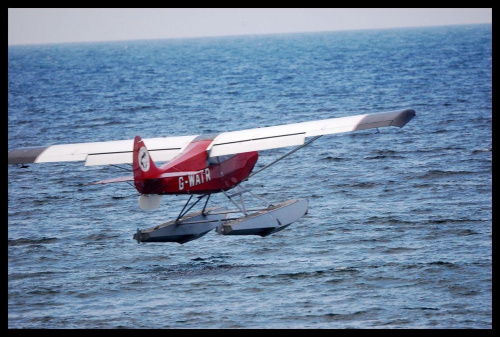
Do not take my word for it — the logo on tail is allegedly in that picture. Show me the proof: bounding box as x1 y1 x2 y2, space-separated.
133 136 162 193
138 146 150 172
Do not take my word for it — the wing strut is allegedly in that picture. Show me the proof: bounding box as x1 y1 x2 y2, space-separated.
244 135 323 181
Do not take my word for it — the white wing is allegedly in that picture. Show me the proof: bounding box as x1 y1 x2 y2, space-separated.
8 109 415 166
8 135 197 166
207 109 416 157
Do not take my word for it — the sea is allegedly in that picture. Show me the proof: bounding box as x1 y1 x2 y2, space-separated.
8 24 492 329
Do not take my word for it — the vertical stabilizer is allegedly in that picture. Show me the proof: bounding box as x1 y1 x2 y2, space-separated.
133 135 162 193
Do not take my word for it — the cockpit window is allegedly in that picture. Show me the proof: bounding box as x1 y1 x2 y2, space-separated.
207 154 235 166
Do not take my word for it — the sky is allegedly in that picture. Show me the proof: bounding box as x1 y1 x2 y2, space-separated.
8 8 492 46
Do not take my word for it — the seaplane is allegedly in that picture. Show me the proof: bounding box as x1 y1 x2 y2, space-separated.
8 108 416 244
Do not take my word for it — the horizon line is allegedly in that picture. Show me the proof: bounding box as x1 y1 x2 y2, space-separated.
8 22 491 47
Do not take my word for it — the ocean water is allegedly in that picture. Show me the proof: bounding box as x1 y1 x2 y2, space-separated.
8 24 491 328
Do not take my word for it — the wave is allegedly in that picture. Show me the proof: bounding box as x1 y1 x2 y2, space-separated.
418 169 475 179
472 147 492 154
320 156 348 162
247 266 360 280
8 237 59 246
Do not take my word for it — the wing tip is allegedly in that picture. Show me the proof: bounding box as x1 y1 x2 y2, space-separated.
392 108 417 127
353 108 417 131
8 146 49 165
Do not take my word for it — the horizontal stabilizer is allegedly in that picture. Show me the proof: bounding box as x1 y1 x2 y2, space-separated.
93 176 134 185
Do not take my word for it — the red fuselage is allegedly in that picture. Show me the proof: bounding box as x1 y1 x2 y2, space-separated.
133 136 258 195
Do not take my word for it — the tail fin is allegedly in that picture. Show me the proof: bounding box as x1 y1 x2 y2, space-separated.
133 135 162 189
